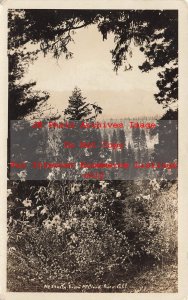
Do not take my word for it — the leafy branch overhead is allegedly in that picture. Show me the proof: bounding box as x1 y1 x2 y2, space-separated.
8 9 178 120
98 10 178 108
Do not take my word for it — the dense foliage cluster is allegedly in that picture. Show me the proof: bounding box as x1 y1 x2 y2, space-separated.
7 177 177 291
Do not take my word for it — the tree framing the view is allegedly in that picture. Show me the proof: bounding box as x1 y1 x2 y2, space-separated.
8 9 178 120
7 8 178 293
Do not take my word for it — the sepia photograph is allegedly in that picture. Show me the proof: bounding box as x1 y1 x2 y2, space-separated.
7 7 178 293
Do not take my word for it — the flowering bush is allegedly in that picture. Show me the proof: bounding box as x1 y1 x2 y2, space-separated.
7 178 178 291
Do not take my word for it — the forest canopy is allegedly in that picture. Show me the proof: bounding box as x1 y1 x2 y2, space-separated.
8 9 178 120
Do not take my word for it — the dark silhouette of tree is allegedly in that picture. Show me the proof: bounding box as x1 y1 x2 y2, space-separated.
9 9 178 119
132 127 141 161
118 129 126 147
118 129 127 162
64 87 102 121
140 129 148 163
99 10 178 111
127 142 136 179
54 88 103 178
111 130 118 163
160 109 178 120
8 10 63 121
8 51 50 121
153 120 177 163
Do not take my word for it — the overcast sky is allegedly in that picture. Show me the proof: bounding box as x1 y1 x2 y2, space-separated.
22 24 165 118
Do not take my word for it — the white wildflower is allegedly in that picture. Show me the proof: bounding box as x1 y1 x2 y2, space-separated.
7 189 12 197
149 178 157 186
47 171 55 181
88 190 94 197
62 220 71 230
40 205 48 215
116 191 121 198
22 198 32 207
8 247 16 254
70 233 78 242
99 181 109 189
71 186 75 194
25 210 35 217
56 226 64 234
142 195 151 201
38 187 46 193
71 183 81 193
153 183 160 191
75 183 81 191
72 218 77 223
52 215 61 225
17 170 27 181
37 205 42 210
43 219 52 230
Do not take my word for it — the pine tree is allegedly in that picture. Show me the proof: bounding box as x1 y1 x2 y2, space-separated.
127 142 136 179
100 131 111 168
111 130 118 163
118 129 127 164
140 129 148 163
60 88 104 174
64 87 91 121
64 87 102 121
132 127 140 161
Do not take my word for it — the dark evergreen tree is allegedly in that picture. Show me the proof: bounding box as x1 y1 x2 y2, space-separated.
118 129 126 147
132 127 141 161
49 88 103 180
64 88 91 121
111 130 118 163
118 129 127 163
140 129 148 163
127 142 136 179
64 87 102 121
153 121 178 163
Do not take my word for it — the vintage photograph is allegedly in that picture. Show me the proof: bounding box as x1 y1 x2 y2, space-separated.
7 9 178 292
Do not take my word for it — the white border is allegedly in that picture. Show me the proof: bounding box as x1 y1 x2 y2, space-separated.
0 1 188 300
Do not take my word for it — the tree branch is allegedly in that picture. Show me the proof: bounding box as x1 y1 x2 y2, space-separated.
40 21 92 54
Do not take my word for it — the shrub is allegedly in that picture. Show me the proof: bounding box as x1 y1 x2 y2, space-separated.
7 179 178 289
